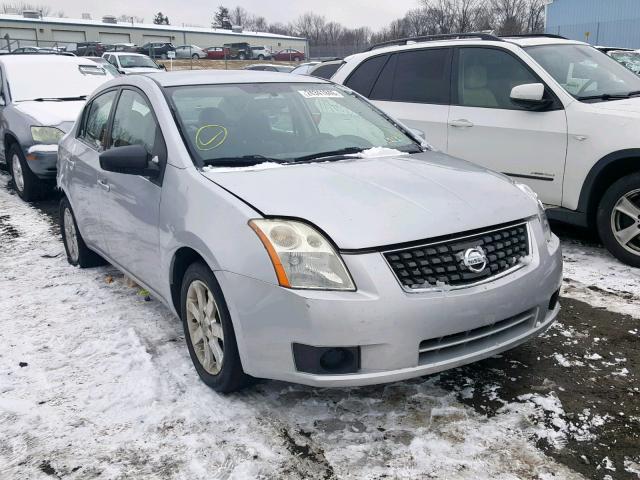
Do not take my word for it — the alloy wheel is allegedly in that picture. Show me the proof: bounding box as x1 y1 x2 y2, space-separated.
63 208 79 263
186 280 224 374
610 188 640 255
11 154 24 192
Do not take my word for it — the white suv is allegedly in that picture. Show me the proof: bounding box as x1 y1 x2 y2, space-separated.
332 34 640 267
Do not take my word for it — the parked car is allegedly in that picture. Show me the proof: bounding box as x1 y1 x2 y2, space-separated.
0 54 113 200
175 45 207 59
138 42 176 59
605 50 640 75
103 52 165 74
244 63 294 72
11 46 57 54
250 46 272 60
223 42 251 60
273 48 305 61
290 61 320 75
205 46 229 60
333 33 640 267
57 70 562 392
74 42 109 56
106 43 138 53
87 56 121 76
308 59 345 79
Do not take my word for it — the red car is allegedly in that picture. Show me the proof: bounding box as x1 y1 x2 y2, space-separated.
273 48 305 61
205 47 230 59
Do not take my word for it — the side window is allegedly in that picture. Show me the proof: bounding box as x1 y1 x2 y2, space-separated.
110 89 162 156
344 54 388 97
391 49 452 104
80 90 117 150
457 48 540 110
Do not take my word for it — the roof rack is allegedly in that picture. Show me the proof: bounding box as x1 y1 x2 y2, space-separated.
503 33 568 40
368 32 502 51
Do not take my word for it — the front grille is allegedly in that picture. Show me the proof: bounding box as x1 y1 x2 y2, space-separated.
384 222 530 290
418 308 537 365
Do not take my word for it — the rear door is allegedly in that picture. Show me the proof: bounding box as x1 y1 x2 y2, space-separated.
447 47 567 205
67 90 118 250
98 88 167 291
344 48 452 151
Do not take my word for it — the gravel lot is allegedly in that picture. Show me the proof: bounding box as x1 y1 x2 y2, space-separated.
0 167 638 479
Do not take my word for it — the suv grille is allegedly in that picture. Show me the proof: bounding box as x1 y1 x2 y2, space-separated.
384 222 529 290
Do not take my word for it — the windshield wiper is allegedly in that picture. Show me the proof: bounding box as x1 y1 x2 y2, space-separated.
290 147 365 164
203 155 285 167
577 90 640 101
32 95 87 102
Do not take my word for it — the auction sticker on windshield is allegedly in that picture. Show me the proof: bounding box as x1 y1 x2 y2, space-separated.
298 89 344 98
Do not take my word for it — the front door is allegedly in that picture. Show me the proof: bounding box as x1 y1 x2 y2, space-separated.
447 47 567 206
98 88 167 292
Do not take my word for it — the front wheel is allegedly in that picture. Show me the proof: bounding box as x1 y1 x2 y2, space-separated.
257 54 264 60
597 173 640 267
192 53 199 59
238 53 246 60
181 262 251 392
161 53 168 60
8 144 46 201
59 197 106 268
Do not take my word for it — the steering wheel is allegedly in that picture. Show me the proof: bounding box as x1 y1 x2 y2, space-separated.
577 79 596 95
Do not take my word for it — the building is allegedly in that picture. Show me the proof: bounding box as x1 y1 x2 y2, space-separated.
545 0 640 48
0 12 308 54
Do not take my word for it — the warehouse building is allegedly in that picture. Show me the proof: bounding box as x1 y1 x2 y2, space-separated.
545 0 640 48
0 12 307 53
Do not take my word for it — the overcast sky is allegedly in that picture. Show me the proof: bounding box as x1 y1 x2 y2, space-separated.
49 0 420 30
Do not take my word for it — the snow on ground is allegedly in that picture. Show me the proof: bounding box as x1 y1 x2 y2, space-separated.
561 238 640 318
0 173 591 479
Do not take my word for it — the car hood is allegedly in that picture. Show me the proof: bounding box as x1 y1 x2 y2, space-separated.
587 96 640 115
14 100 84 130
202 152 538 250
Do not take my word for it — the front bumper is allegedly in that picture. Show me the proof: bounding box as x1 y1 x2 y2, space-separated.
218 222 563 387
24 146 58 180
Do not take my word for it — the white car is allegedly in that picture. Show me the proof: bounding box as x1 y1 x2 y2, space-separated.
102 52 164 74
175 45 207 59
250 46 272 60
333 34 640 267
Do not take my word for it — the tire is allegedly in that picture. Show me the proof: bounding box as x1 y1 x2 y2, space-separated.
596 172 640 267
8 143 47 201
257 54 264 60
293 57 301 62
192 53 199 59
238 53 246 60
180 262 251 392
59 196 107 268
161 53 168 60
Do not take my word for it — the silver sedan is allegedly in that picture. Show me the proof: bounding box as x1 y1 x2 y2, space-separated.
57 71 563 392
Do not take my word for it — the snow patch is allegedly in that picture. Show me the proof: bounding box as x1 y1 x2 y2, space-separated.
346 146 409 158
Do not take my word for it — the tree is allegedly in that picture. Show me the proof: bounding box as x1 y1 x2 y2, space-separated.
230 5 248 26
153 11 169 25
213 6 232 29
117 14 144 24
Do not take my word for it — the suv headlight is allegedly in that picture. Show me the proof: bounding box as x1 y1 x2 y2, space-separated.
31 126 64 144
249 219 355 291
515 183 552 243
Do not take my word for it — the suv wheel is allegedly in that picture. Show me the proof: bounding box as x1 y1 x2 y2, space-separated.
257 54 264 60
597 173 640 267
60 197 106 268
161 53 168 60
180 262 251 392
238 53 246 60
8 144 46 201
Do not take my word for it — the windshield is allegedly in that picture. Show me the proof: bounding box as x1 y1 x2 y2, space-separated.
526 44 640 100
609 51 640 75
7 61 113 102
168 82 420 166
119 55 159 69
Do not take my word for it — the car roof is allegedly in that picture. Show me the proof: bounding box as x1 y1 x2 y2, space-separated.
0 54 98 66
504 36 587 47
144 69 330 87
109 52 146 57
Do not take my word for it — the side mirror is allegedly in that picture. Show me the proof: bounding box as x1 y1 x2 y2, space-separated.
510 83 551 110
99 145 158 177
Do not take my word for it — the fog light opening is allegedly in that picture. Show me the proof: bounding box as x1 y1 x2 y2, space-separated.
319 348 353 372
548 289 560 310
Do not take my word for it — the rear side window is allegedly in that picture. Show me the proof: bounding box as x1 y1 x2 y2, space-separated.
312 63 343 79
390 49 452 104
344 55 388 96
80 90 117 150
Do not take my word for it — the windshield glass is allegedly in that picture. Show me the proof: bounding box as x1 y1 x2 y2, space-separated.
609 51 640 75
168 82 420 166
119 55 158 69
7 60 113 102
526 44 640 100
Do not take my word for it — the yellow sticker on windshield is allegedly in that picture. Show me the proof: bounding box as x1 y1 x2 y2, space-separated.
195 125 228 150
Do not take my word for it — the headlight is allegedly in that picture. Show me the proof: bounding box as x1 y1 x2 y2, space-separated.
31 126 64 144
249 219 355 291
514 183 552 243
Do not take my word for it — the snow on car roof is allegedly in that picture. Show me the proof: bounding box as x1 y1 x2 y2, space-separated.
0 54 98 66
146 69 330 87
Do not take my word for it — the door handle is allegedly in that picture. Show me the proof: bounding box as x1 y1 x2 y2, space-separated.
97 179 110 192
449 119 474 128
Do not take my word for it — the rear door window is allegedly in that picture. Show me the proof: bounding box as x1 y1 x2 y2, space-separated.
389 48 452 104
344 54 389 97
